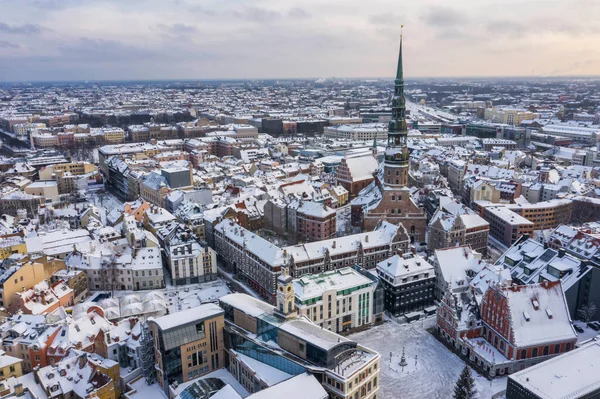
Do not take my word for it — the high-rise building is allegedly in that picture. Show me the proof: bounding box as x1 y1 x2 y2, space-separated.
351 35 427 243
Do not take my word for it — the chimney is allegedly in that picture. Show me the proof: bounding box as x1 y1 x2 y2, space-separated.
365 235 369 243
13 384 23 397
78 354 87 369
332 241 336 249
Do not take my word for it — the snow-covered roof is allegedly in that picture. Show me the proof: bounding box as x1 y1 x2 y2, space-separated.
279 319 351 351
377 253 435 283
215 220 284 266
246 373 327 399
502 281 576 347
150 303 223 331
219 293 277 318
508 341 600 399
284 221 401 263
293 268 373 301
434 246 484 291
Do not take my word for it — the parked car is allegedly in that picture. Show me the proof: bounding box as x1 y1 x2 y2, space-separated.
573 324 584 333
587 321 600 331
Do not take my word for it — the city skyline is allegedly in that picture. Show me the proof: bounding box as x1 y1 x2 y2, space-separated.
1 0 599 81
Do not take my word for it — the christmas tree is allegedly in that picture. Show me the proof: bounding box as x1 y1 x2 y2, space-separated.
453 365 477 399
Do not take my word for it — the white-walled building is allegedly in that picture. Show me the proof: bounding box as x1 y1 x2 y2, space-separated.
292 267 377 333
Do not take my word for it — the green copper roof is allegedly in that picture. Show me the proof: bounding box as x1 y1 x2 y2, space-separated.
396 35 403 82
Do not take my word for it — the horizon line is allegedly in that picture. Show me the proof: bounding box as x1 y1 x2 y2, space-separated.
2 74 600 84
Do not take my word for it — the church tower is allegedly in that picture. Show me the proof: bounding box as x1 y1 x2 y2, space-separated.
277 264 297 318
350 31 428 244
383 33 410 188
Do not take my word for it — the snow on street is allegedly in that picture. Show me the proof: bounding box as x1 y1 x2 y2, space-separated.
349 318 506 399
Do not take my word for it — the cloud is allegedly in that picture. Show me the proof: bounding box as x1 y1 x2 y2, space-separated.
158 23 199 36
58 38 159 62
369 13 403 27
0 22 44 35
434 27 473 41
231 7 281 23
289 7 311 19
421 7 467 27
486 20 529 37
0 40 19 49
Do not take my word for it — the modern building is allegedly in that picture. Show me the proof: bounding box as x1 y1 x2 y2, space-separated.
376 253 435 316
292 267 380 333
148 304 225 395
481 206 534 247
220 291 381 399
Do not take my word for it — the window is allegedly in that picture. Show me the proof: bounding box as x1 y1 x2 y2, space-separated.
520 349 526 359
543 346 549 356
554 344 560 354
566 342 572 351
532 348 538 357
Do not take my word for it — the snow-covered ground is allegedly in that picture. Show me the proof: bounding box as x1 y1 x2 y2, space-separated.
336 206 351 236
574 320 600 343
350 317 507 399
88 191 123 217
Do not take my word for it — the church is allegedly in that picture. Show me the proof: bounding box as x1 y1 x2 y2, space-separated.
350 35 427 243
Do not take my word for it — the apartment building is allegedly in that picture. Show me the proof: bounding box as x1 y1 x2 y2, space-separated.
0 261 49 308
506 199 573 231
294 201 337 242
428 210 490 255
482 206 534 247
163 227 217 286
0 235 27 260
212 219 409 304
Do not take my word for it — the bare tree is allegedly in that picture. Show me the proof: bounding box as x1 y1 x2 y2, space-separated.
578 302 598 323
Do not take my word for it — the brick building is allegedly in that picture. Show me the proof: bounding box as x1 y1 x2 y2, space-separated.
471 281 577 377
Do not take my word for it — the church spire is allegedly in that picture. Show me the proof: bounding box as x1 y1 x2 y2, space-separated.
382 28 410 188
396 26 404 83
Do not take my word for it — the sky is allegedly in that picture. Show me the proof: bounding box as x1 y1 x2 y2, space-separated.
0 0 599 81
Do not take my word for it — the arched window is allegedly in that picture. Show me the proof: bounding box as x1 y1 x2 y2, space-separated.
500 341 505 351
410 225 416 234
566 342 572 351
554 344 560 354
543 346 549 356
520 349 527 359
532 348 538 357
